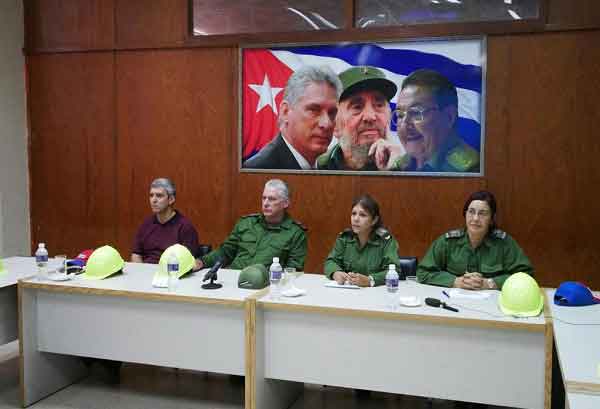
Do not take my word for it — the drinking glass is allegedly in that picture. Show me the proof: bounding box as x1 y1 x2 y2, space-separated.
284 267 302 289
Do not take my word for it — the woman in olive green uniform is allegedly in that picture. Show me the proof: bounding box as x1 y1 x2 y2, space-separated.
417 190 533 290
325 194 400 287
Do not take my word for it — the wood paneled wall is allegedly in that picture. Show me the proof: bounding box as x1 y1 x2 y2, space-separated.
24 1 600 289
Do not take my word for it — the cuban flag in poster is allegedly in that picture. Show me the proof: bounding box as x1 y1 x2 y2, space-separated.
242 39 484 164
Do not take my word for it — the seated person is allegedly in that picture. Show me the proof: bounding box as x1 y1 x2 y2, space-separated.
131 178 200 266
417 190 533 290
197 179 307 270
325 194 400 287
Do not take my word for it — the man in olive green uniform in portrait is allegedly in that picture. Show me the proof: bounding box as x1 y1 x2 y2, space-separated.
197 179 307 270
372 69 480 173
316 66 397 171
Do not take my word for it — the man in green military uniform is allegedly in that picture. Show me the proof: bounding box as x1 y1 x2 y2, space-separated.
197 179 307 270
417 191 533 289
316 66 397 171
371 69 480 173
325 227 400 286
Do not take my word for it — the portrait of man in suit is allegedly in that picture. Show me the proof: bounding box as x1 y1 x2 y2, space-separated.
242 65 341 170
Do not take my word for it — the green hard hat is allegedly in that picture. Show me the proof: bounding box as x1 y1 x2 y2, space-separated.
338 65 397 102
238 264 269 289
498 272 544 317
82 245 124 280
155 244 195 279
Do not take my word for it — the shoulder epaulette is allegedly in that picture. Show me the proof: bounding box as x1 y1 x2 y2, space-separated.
491 229 507 239
445 229 465 239
291 219 307 231
446 143 480 172
375 227 391 240
241 213 261 219
340 228 354 237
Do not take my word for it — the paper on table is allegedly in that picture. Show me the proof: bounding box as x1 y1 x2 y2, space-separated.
282 286 307 297
325 281 360 289
152 273 168 288
448 288 491 300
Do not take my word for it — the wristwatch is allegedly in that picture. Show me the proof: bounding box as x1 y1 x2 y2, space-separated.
486 278 495 289
369 276 375 287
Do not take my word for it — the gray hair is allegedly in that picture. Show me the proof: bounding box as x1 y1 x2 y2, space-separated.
265 179 289 201
283 65 342 107
150 178 176 198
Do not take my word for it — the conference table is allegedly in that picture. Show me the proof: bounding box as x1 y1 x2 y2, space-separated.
18 263 262 407
18 265 553 409
251 274 552 409
546 289 600 409
0 257 41 346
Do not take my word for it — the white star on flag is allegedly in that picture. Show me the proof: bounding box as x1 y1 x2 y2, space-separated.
248 75 283 115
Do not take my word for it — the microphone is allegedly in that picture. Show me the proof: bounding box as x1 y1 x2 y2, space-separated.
203 259 223 282
202 258 225 289
425 297 459 313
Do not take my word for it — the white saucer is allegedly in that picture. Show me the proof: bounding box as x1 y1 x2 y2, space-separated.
47 274 72 282
399 296 422 307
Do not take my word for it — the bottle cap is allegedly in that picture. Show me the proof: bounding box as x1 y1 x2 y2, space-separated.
39 243 46 248
273 257 279 263
389 264 396 269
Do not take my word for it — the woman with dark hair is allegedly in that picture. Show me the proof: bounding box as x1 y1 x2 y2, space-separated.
417 190 533 290
325 194 400 287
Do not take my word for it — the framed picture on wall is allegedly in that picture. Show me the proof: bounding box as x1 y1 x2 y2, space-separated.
240 37 486 177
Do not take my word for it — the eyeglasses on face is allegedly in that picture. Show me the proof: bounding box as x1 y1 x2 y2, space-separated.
466 208 490 218
391 106 438 126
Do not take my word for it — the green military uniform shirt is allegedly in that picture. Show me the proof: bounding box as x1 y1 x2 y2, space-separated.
201 213 307 270
324 228 401 286
392 133 479 173
417 228 533 289
316 144 378 171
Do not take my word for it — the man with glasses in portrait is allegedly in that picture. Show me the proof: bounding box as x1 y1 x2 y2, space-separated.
373 69 479 173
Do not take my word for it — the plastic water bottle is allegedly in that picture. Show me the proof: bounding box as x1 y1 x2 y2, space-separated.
35 243 49 280
385 264 399 309
167 253 179 292
269 257 283 300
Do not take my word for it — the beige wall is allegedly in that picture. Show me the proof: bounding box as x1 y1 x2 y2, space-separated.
0 0 29 256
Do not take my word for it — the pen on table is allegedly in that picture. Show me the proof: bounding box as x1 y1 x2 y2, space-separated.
442 290 449 298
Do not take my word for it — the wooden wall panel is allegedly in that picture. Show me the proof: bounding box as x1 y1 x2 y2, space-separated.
25 0 114 51
28 53 117 256
547 0 600 30
571 31 600 285
115 0 188 48
115 48 235 258
486 32 600 289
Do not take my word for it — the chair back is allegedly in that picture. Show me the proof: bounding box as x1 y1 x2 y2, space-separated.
398 256 418 280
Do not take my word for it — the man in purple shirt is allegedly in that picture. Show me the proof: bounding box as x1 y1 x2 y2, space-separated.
131 178 200 265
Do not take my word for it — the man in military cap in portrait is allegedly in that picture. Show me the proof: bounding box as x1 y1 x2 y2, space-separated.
196 179 307 271
372 69 480 173
316 65 397 171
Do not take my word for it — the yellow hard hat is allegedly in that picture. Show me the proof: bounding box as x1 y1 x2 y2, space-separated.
82 246 124 280
498 272 543 317
155 244 195 279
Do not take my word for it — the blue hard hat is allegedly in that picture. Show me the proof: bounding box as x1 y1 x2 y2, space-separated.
554 281 600 307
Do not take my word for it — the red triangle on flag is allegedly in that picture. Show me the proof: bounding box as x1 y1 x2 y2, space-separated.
242 49 294 160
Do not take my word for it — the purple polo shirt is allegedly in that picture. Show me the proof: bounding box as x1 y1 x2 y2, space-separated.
132 211 199 264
